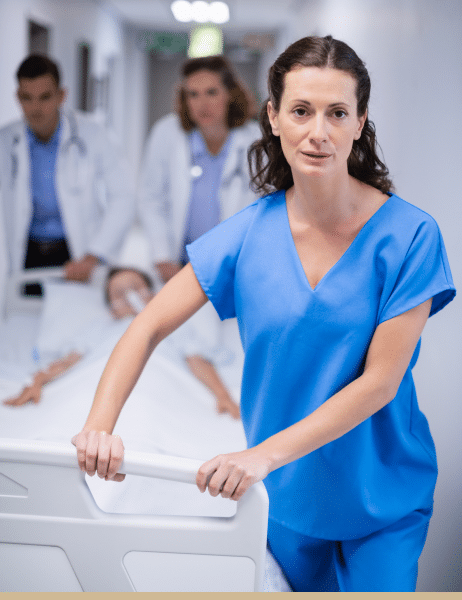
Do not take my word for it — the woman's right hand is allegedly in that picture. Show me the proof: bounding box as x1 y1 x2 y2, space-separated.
71 430 126 482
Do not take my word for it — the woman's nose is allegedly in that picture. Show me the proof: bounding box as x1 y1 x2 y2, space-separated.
310 115 328 144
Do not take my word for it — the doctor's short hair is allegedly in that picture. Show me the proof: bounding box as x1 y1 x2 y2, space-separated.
177 55 250 130
16 54 61 87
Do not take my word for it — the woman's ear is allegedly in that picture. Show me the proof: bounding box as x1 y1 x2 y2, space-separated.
354 109 367 140
267 101 280 137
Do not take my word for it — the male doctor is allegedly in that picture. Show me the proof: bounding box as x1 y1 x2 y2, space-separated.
0 55 135 283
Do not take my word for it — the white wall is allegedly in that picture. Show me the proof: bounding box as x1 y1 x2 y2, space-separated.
289 0 462 591
0 0 145 152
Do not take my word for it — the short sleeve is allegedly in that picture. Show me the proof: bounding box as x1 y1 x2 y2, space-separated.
379 217 456 324
186 202 258 320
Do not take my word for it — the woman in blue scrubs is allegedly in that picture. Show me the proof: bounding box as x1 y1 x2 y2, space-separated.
72 36 456 591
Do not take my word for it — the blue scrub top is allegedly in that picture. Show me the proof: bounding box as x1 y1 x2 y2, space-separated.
187 190 456 540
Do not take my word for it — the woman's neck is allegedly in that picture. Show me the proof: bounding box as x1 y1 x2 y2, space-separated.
288 171 387 235
290 170 362 227
200 123 230 155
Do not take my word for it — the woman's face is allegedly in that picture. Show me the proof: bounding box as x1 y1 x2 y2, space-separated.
267 66 366 181
107 270 154 319
184 69 230 131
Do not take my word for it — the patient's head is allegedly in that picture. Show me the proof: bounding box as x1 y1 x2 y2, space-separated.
105 268 154 319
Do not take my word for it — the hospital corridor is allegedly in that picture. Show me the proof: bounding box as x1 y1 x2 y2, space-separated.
0 0 461 592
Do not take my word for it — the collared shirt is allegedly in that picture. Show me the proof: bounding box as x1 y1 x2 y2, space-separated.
27 121 66 241
181 128 234 262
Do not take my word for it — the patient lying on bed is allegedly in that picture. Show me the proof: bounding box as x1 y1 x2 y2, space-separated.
3 267 240 419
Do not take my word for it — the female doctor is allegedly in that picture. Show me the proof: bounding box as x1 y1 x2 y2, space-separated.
138 55 260 283
0 54 135 281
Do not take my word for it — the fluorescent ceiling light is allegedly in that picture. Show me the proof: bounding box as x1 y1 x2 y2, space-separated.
209 2 229 24
171 1 230 24
191 1 210 23
171 0 193 22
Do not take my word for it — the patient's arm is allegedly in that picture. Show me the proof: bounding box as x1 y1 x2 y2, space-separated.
3 351 83 406
185 355 240 419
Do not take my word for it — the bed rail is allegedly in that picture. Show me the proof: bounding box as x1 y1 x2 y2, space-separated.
4 267 64 315
0 438 268 592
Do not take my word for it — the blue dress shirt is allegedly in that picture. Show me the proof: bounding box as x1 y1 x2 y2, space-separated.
27 121 66 242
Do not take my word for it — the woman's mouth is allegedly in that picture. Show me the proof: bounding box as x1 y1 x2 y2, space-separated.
303 152 331 159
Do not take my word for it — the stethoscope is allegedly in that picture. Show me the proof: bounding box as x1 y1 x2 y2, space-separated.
61 112 87 157
189 132 245 189
10 112 87 186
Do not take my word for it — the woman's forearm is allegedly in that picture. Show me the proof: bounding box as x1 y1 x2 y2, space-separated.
258 369 394 472
256 299 432 474
81 264 209 434
82 316 158 433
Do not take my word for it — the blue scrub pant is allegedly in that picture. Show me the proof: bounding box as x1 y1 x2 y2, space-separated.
267 507 432 592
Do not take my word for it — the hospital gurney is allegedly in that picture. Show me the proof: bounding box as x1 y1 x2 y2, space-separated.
0 438 268 592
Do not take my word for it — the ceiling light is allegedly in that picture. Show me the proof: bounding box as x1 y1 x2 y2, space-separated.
191 1 210 23
171 0 193 22
209 2 229 24
171 1 230 24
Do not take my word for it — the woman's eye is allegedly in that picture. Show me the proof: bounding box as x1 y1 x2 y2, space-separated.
333 110 347 119
294 108 307 117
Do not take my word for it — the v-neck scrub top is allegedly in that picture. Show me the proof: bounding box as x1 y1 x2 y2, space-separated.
187 190 456 540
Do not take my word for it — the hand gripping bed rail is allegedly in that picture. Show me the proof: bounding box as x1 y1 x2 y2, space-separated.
0 438 269 592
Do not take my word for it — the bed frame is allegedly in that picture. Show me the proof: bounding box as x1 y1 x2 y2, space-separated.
0 438 268 592
3 267 64 316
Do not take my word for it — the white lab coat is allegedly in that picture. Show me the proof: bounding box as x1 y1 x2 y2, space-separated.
0 111 135 274
138 113 261 264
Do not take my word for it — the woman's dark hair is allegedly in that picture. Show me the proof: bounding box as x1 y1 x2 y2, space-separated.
104 267 153 305
249 35 393 194
177 55 249 130
16 54 61 87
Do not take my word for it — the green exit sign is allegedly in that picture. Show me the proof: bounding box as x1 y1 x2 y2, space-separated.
139 31 189 53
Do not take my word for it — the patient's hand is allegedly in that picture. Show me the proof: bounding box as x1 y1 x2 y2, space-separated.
71 430 126 482
216 392 241 419
3 382 42 406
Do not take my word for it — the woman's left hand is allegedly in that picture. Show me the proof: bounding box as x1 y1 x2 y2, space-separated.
196 448 272 501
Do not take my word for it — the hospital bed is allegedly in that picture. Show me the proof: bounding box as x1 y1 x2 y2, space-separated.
0 269 277 592
0 438 268 592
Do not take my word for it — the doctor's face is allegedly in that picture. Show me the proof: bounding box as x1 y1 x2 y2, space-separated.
267 66 366 181
17 74 66 142
184 70 230 132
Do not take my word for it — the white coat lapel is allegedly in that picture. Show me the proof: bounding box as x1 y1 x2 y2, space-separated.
219 129 246 219
170 126 191 253
55 113 85 260
13 123 32 271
